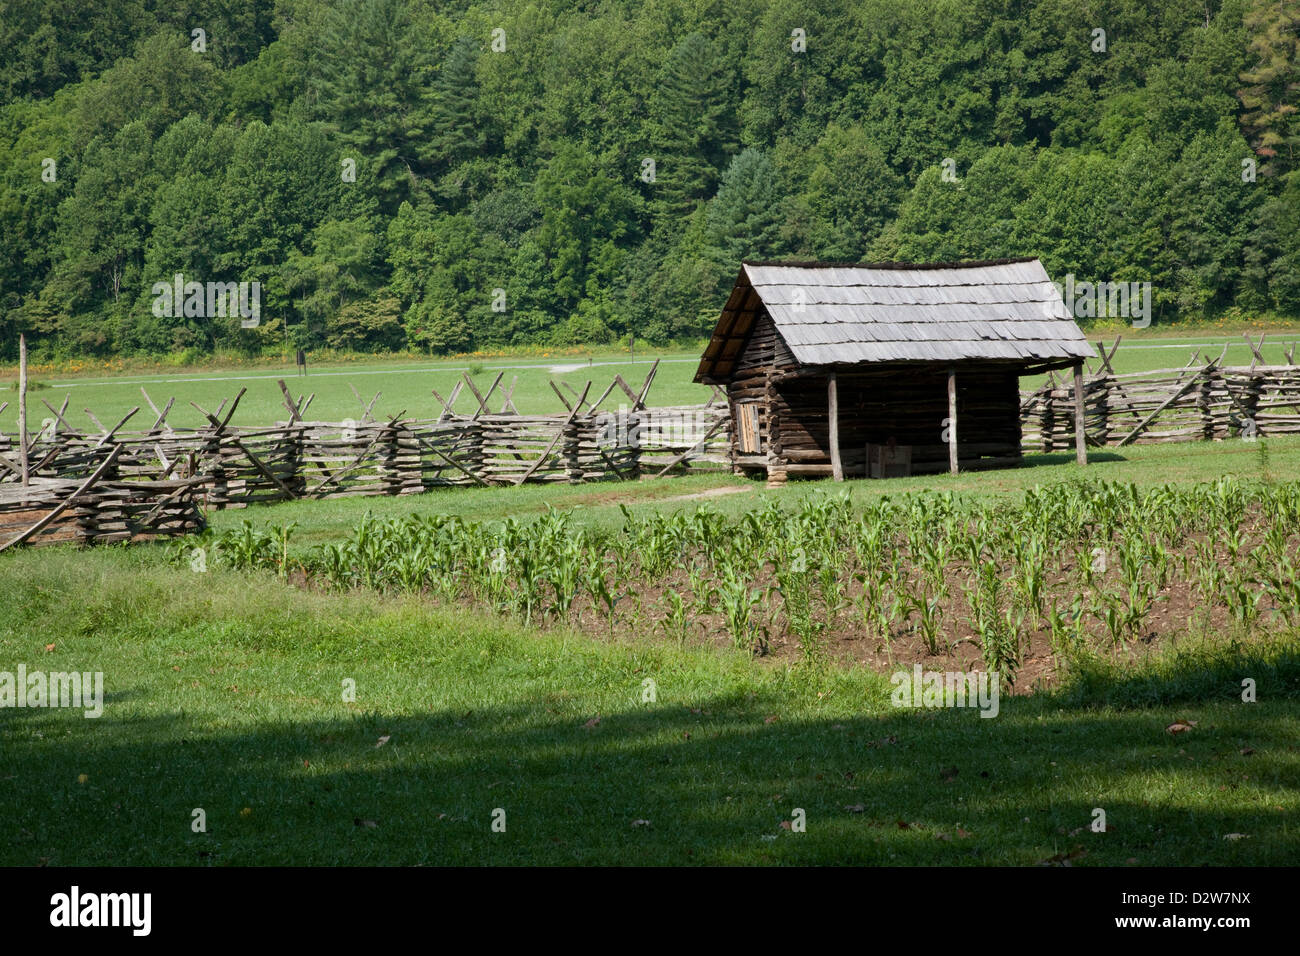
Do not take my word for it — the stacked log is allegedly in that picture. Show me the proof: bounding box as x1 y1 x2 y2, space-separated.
636 405 729 475
386 424 424 495
0 474 204 549
1021 364 1300 448
71 479 205 544
1253 366 1300 434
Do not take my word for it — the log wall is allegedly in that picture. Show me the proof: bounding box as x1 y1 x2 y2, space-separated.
767 365 1022 477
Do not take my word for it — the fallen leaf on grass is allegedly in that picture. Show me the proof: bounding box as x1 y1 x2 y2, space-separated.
764 715 780 724
354 818 378 828
631 819 651 828
44 644 55 652
844 804 865 813
1222 833 1249 841
779 820 792 830
940 766 959 783
583 717 601 730
1166 721 1198 735
1240 747 1255 756
957 828 972 839
375 735 390 748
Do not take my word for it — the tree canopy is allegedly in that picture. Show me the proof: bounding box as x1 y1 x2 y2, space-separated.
1 0 1296 360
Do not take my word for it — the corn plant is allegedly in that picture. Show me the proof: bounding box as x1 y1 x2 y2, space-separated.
662 589 691 644
712 564 762 652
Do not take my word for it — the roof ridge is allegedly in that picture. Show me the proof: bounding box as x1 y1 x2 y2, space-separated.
742 257 1041 271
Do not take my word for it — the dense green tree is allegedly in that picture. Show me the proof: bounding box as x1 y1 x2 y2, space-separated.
648 32 739 221
327 294 405 351
308 0 446 206
534 144 641 311
1 0 1298 359
282 216 384 342
427 36 490 203
1238 0 1300 179
791 124 904 261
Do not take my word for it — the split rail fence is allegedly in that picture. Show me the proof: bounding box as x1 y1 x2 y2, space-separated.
1020 334 1300 451
0 361 730 549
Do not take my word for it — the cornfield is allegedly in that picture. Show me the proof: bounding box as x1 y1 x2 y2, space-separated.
174 477 1300 686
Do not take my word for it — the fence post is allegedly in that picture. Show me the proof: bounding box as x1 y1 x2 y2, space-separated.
18 333 29 486
564 417 582 483
1038 384 1055 453
1196 366 1214 440
628 407 643 478
1094 376 1111 446
466 419 487 484
1245 370 1264 437
1072 361 1087 465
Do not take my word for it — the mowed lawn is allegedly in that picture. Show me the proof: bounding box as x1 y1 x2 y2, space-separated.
0 349 710 434
2 438 1299 865
3 326 1300 434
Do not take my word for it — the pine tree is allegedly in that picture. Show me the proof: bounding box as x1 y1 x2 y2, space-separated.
1238 0 1300 179
426 36 486 177
702 148 786 299
312 0 437 206
649 33 738 223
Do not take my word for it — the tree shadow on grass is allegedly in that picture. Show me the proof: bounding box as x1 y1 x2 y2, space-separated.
3 682 1296 866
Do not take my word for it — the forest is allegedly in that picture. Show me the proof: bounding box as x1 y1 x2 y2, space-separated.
0 0 1297 360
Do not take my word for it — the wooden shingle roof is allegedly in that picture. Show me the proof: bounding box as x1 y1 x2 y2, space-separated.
695 257 1096 383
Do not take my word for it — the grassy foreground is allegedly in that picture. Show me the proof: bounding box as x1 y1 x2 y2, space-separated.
4 437 1300 865
1 549 1296 866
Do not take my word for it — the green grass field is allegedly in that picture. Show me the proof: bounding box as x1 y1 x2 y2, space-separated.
2 437 1298 865
3 326 1300 435
0 349 710 434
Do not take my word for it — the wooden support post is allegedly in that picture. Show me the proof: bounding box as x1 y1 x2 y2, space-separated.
18 333 29 486
827 372 843 481
947 367 958 475
1072 361 1087 465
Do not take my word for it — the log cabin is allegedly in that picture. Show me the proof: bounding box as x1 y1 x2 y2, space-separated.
694 258 1096 482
